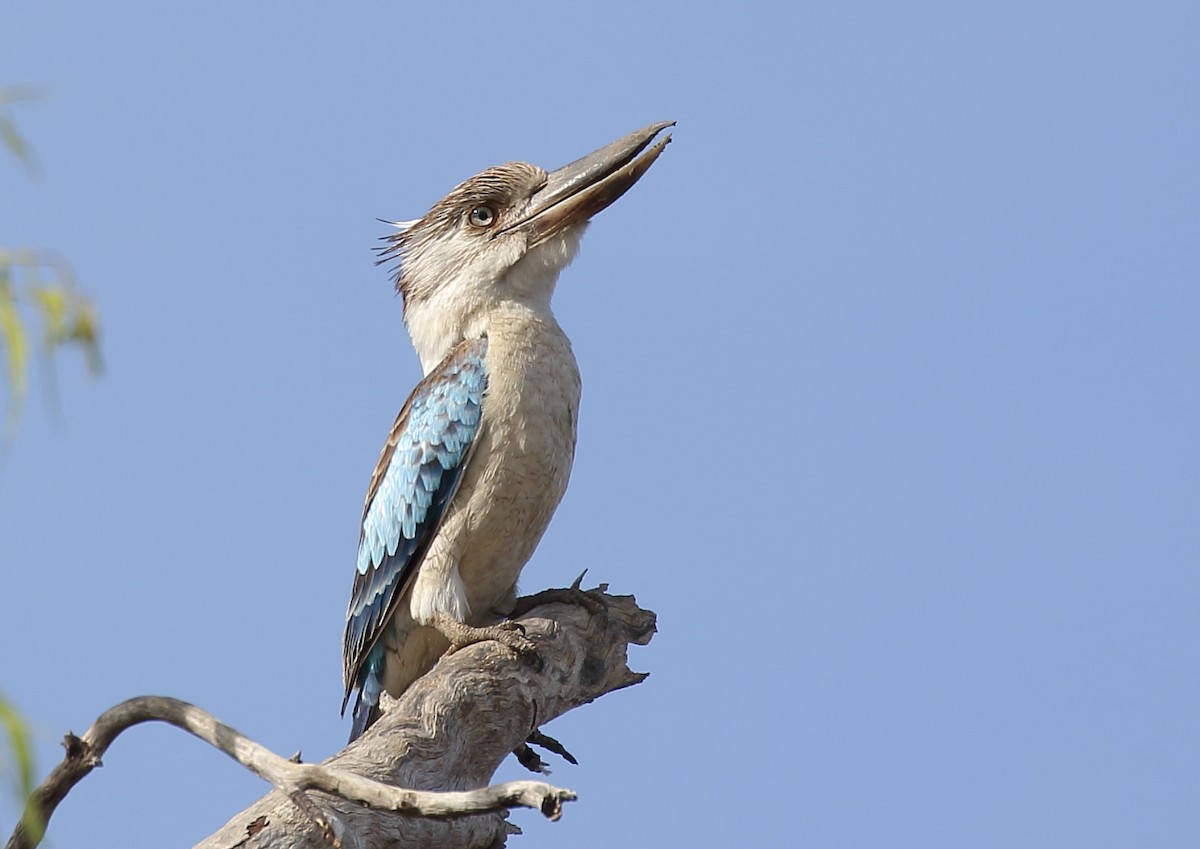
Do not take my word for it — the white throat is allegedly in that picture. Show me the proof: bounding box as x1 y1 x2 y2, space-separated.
403 226 585 373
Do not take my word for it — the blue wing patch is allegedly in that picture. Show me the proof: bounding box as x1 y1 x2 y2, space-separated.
342 337 487 735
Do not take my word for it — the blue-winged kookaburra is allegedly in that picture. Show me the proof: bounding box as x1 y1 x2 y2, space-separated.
342 122 672 740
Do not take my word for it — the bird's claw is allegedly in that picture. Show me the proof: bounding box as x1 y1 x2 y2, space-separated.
513 741 551 775
498 620 527 637
490 620 538 657
513 730 579 774
527 729 578 765
510 572 609 618
432 613 539 663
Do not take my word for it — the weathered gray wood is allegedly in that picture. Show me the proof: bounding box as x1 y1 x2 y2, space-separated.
5 698 576 849
194 591 655 849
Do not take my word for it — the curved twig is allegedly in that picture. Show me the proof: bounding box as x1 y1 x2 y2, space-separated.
6 696 574 849
7 588 655 849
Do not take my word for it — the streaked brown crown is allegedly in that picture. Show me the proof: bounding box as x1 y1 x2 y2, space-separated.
377 162 548 301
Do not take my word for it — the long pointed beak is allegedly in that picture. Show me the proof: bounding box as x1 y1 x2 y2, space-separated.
500 121 674 244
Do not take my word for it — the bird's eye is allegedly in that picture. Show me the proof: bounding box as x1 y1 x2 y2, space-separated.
468 206 496 228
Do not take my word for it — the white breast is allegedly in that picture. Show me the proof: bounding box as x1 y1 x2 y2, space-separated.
408 304 581 626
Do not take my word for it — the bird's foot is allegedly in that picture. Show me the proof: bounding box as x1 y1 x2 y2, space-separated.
528 729 578 765
510 570 609 618
513 730 579 774
432 612 539 662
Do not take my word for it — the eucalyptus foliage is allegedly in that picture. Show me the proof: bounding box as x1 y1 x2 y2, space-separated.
1 85 101 442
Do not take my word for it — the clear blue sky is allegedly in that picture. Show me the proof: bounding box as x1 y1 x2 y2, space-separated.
2 2 1198 847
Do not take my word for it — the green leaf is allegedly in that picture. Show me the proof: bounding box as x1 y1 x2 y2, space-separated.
0 86 42 175
0 86 41 106
0 693 44 845
0 114 30 164
31 285 69 348
70 299 104 376
0 283 30 439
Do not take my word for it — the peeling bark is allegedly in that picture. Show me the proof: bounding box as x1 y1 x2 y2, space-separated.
197 590 654 849
6 589 655 849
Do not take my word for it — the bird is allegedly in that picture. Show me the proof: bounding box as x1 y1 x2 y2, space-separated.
342 121 673 741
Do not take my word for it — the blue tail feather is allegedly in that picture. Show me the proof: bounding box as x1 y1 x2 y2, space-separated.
348 644 386 742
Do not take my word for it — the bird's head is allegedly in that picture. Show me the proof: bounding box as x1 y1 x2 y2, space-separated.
378 121 673 370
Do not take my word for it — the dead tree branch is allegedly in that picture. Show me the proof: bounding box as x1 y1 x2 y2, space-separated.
8 588 655 849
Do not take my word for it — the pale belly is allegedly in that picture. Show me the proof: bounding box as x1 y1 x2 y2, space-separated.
454 424 576 619
408 326 580 623
407 386 579 624
382 315 581 698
